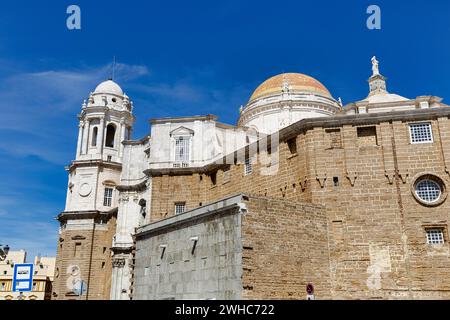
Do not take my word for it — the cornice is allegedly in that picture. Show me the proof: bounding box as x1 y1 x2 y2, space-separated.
79 107 136 122
238 100 339 126
150 114 218 124
116 180 148 192
122 135 150 146
56 208 117 222
66 160 122 172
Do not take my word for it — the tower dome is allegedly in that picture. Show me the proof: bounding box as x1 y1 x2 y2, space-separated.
238 73 340 134
94 80 124 96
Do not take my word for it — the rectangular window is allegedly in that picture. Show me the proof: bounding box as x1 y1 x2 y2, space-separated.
74 242 82 258
210 172 217 186
244 158 253 176
287 138 297 154
103 188 113 207
426 229 445 244
175 202 186 215
410 123 433 144
175 136 190 163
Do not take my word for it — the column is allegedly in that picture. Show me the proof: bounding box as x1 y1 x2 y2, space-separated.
111 265 118 300
81 120 90 155
119 120 126 158
97 117 105 156
76 121 84 158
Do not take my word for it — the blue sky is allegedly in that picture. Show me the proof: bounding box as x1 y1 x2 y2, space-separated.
0 0 450 260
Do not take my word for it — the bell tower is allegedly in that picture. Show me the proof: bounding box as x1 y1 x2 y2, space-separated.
76 80 134 163
53 80 135 300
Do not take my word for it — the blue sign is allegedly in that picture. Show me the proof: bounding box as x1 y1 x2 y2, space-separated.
12 264 34 292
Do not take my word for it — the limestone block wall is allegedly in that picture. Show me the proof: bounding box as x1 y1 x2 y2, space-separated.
308 118 450 299
241 196 330 299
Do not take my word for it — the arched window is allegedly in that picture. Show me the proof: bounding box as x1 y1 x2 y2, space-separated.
105 124 116 148
91 127 98 147
138 199 147 226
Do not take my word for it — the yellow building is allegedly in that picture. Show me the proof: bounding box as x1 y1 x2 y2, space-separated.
0 250 55 300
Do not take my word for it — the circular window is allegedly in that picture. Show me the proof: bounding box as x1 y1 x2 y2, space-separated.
112 98 117 103
415 179 441 203
412 174 447 206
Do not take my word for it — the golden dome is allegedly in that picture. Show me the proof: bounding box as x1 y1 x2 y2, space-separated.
248 73 331 103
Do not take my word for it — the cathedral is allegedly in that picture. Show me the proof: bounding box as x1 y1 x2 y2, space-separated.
53 58 450 300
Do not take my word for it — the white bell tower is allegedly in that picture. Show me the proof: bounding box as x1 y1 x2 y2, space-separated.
64 79 135 213
54 79 135 300
75 80 134 163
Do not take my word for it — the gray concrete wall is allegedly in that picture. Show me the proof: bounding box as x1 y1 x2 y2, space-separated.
133 202 243 300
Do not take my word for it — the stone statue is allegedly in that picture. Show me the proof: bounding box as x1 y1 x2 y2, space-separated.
371 56 380 76
282 79 290 93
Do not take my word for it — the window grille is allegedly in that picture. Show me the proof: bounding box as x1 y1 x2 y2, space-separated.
175 202 186 215
175 137 190 163
410 123 433 144
426 229 444 244
415 179 441 203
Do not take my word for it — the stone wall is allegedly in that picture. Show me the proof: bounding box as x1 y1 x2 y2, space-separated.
134 198 243 300
241 196 330 299
134 194 329 300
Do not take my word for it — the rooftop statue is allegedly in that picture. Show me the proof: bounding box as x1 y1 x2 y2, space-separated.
371 56 380 76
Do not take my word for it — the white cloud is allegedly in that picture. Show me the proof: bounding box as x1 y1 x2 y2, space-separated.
1 220 58 259
0 62 150 164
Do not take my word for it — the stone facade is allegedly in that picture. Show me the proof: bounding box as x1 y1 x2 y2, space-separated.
55 58 450 300
142 108 450 299
53 213 116 300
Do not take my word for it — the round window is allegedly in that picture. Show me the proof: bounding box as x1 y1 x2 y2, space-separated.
415 179 442 204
